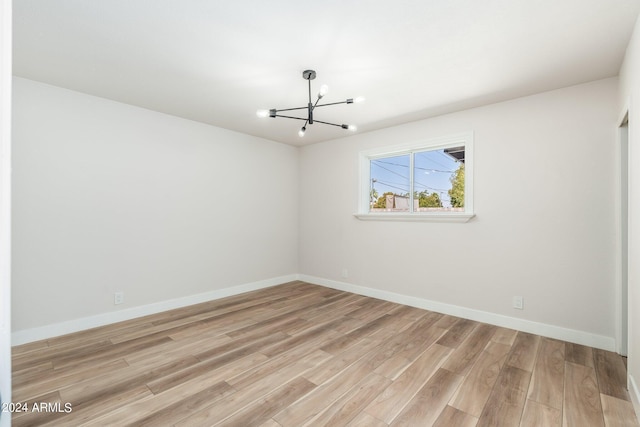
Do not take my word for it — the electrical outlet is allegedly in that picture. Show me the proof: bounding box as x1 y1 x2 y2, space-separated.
114 291 124 305
341 268 349 278
513 296 523 310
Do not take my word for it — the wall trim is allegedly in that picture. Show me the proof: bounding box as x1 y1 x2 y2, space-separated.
13 273 617 353
630 374 640 420
299 274 616 352
11 274 297 346
616 103 630 356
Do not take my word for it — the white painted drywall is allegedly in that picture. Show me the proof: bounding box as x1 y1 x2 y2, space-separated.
619 13 640 414
11 77 299 332
299 78 618 341
0 0 11 424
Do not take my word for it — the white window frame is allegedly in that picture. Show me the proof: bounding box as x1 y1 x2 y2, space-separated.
355 132 475 222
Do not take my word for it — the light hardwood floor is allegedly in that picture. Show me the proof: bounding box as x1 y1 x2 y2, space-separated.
11 281 640 426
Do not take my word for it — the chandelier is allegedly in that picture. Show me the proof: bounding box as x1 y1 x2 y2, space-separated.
256 69 364 137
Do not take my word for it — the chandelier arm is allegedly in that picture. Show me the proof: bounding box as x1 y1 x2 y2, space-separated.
312 119 347 128
314 100 352 108
273 114 308 121
312 95 322 110
274 106 308 113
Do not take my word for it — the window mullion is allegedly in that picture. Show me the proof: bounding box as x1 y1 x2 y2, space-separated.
409 151 415 213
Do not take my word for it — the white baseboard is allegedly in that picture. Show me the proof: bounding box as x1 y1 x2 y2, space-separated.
11 274 298 346
630 374 640 420
299 274 616 352
12 273 617 353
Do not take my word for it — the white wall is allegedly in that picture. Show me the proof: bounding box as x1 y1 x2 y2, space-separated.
619 13 640 414
12 75 622 354
300 78 619 346
0 0 11 424
12 77 299 334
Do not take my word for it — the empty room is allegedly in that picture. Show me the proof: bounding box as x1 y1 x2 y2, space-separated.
3 0 640 426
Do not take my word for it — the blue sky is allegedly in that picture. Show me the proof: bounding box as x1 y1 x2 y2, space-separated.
370 149 462 208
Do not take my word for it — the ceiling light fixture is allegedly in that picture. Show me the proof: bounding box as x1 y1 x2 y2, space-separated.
256 69 363 137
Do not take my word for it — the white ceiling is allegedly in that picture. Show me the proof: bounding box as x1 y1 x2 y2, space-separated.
13 0 640 146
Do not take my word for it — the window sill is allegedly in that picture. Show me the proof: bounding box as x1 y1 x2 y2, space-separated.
353 212 475 223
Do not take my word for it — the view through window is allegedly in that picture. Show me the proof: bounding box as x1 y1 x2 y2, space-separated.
369 146 465 213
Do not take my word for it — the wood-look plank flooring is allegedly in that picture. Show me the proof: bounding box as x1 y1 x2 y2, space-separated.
11 281 640 426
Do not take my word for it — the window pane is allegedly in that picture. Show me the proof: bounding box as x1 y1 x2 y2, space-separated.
370 154 411 212
413 146 465 212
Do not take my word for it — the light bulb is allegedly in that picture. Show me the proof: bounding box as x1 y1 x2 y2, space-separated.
354 96 365 103
298 127 306 137
348 125 357 131
318 84 329 98
256 109 269 118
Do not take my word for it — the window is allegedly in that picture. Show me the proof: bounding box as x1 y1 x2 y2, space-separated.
356 132 474 222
